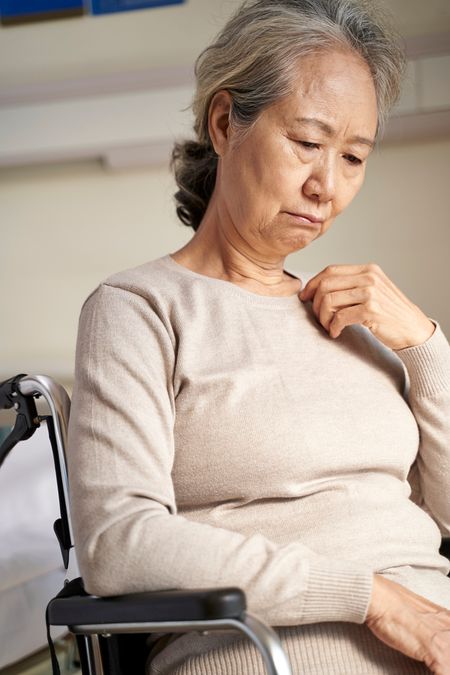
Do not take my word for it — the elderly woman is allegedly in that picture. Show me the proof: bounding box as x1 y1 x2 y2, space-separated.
67 0 450 673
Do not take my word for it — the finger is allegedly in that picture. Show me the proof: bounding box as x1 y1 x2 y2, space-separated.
329 303 379 338
317 287 371 332
300 265 381 302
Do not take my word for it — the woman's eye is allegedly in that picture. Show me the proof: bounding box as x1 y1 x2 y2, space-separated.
299 141 318 149
344 154 363 166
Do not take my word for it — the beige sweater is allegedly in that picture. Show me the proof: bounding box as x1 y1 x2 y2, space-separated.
68 254 450 674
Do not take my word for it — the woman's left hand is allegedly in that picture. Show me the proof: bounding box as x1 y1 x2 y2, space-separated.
299 263 435 351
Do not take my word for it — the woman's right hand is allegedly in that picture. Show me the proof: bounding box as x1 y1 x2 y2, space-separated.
366 574 450 674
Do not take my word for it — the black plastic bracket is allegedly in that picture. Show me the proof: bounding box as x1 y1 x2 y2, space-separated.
0 374 40 468
46 414 72 569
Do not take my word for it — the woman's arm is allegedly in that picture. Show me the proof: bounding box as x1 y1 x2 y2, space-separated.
395 323 450 535
67 283 373 628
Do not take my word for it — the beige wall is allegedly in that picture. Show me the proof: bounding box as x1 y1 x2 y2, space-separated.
1 0 449 88
1 135 449 382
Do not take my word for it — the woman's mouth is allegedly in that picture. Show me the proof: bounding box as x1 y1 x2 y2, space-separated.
285 212 324 226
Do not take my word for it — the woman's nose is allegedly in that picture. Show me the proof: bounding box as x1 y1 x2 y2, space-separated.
302 158 336 203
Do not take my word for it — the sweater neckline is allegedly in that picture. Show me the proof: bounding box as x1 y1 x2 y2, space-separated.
162 254 305 308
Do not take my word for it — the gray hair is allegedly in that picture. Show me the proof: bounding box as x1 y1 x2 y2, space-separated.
172 0 406 231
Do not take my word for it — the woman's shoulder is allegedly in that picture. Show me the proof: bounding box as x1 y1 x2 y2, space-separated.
102 254 181 296
81 255 190 310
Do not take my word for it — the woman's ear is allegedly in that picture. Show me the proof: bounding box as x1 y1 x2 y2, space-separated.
208 90 233 157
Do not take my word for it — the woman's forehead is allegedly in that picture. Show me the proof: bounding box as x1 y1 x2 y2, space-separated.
266 50 378 137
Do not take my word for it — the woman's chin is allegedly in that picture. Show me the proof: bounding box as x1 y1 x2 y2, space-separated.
278 231 321 253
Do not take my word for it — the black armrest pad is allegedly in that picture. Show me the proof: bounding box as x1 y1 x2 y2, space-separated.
440 537 450 561
48 578 246 626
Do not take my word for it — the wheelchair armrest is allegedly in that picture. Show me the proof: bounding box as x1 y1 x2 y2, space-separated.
47 579 294 675
47 577 246 627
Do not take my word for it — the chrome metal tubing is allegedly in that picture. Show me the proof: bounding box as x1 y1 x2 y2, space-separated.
18 374 73 545
71 614 293 675
242 613 292 675
80 635 99 675
91 635 105 675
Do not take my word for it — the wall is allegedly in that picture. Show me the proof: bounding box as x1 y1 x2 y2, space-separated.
1 0 449 88
0 0 240 87
0 161 189 380
1 135 449 382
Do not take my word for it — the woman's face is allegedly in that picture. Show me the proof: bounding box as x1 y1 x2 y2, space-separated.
212 49 379 258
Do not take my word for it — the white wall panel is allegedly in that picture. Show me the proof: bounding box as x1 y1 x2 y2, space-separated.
0 85 194 167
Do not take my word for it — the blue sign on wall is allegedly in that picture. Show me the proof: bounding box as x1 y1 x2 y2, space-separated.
89 0 184 16
0 0 82 22
0 0 184 24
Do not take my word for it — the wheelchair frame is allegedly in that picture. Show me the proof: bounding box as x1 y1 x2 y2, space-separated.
0 374 293 675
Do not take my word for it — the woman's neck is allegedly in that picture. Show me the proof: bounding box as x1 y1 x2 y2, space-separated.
170 211 302 298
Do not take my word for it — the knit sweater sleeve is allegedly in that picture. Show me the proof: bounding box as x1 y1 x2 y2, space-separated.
67 283 373 627
395 322 450 536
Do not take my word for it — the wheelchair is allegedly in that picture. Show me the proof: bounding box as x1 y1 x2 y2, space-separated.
0 373 293 675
